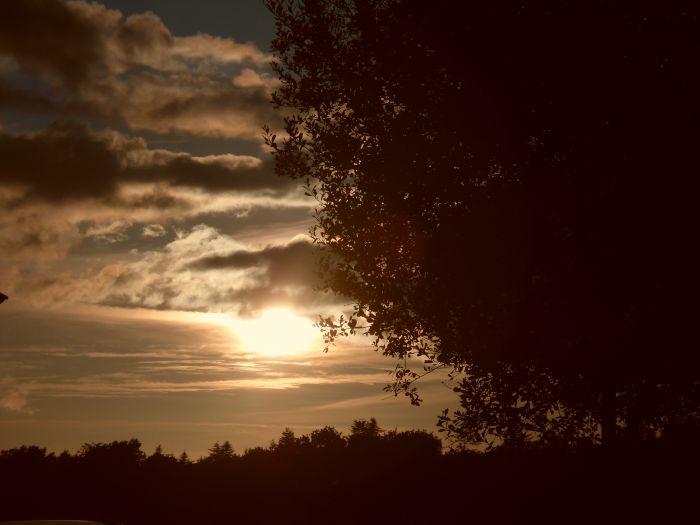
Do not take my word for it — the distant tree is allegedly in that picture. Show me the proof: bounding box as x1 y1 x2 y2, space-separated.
309 426 345 451
144 443 178 470
1 444 49 460
57 448 74 465
0 445 54 470
384 429 442 457
78 438 145 467
243 446 270 458
348 418 383 450
265 0 700 448
206 440 236 462
273 427 312 461
349 418 381 438
276 427 298 449
74 438 145 521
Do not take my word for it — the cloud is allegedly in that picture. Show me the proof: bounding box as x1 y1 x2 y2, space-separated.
185 234 334 316
189 236 319 288
0 1 268 77
0 2 322 321
0 377 34 413
0 207 79 260
171 33 267 66
1 219 331 314
0 0 281 139
0 1 304 284
0 306 394 401
233 68 279 88
0 121 292 203
0 78 87 114
0 0 112 86
142 224 167 238
78 226 330 315
84 220 131 243
128 82 279 139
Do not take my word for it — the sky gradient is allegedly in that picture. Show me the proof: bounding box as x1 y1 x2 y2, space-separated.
0 0 456 458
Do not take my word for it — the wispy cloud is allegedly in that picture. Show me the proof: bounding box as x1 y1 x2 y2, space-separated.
16 225 331 315
142 224 167 238
0 305 395 400
0 377 34 413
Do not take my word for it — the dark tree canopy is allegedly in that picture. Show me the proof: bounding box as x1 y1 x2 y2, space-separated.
265 0 699 447
2 427 697 523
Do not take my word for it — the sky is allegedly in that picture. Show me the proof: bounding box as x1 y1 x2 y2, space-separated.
0 0 456 458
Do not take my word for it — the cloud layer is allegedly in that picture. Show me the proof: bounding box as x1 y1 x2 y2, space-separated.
0 121 291 202
0 1 300 277
95 227 328 315
0 0 281 139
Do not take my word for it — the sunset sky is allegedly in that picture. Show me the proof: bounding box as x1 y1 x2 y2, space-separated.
0 0 455 458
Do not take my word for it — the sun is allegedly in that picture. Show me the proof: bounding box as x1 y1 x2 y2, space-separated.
230 307 320 357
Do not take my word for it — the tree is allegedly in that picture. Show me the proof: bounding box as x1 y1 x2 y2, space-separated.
78 438 146 467
145 443 179 470
309 425 345 451
347 417 383 450
265 0 699 448
206 440 236 462
384 429 442 458
275 427 300 450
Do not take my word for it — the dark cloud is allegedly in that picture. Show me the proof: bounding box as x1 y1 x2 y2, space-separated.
0 121 292 202
126 152 281 193
0 0 107 86
189 238 319 288
184 237 338 316
0 1 178 87
0 121 121 200
0 80 75 113
0 0 279 139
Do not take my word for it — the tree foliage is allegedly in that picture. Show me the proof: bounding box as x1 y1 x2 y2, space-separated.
264 0 700 447
1 426 697 522
203 440 236 465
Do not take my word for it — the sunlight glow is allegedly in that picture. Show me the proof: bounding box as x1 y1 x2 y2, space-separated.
230 308 320 356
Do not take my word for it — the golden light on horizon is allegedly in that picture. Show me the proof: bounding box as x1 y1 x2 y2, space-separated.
230 307 320 357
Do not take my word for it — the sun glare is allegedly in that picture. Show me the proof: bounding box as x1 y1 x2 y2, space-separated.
230 308 320 357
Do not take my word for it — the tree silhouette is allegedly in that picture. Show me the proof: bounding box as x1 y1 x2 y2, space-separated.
309 425 345 451
384 429 442 458
78 438 145 467
275 427 300 450
348 418 381 445
1 423 697 523
205 440 236 463
264 0 700 447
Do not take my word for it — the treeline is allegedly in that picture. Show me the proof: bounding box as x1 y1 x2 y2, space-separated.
0 419 697 524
